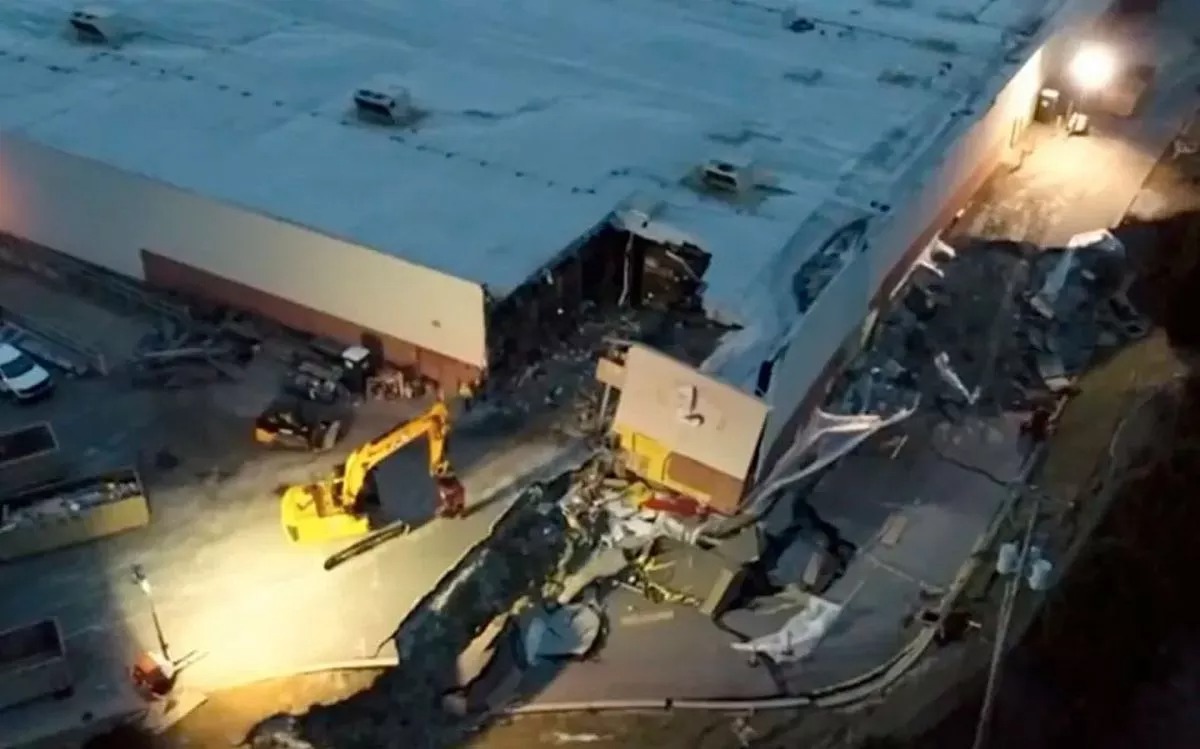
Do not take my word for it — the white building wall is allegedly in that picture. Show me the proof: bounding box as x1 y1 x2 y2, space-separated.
0 135 487 368
757 47 1046 458
756 0 1116 466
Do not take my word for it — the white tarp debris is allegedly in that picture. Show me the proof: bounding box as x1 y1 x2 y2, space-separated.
739 404 918 519
730 595 842 662
933 351 979 405
520 603 604 665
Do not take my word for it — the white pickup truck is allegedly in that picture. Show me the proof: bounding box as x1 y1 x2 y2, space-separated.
0 343 54 401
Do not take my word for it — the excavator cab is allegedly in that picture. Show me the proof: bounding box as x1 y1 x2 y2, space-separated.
281 398 466 543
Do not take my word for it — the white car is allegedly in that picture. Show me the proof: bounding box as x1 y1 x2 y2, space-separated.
0 343 54 401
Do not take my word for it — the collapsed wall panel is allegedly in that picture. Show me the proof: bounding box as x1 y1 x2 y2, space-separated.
612 344 770 514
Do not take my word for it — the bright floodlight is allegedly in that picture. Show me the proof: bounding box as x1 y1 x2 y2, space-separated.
1069 43 1116 92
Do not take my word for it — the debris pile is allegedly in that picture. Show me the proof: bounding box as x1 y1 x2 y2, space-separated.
366 367 426 401
477 306 728 436
834 230 1149 419
1022 230 1149 394
477 307 644 429
130 316 254 389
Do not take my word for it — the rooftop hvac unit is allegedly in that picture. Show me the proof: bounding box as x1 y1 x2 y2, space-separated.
700 158 753 194
68 7 124 45
352 79 415 126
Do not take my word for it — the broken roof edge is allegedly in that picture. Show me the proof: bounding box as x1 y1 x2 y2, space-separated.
483 212 617 301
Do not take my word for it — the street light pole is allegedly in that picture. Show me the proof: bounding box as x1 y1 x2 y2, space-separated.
131 564 171 662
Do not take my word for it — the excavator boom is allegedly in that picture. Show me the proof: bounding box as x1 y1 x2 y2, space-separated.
281 398 463 543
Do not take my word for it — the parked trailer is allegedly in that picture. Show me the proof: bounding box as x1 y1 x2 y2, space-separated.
0 619 73 711
0 422 67 497
0 468 149 562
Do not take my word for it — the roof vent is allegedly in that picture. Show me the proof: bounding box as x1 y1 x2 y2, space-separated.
68 7 124 45
352 77 416 126
700 157 754 194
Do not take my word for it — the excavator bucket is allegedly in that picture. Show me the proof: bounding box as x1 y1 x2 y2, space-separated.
281 482 371 543
435 475 467 518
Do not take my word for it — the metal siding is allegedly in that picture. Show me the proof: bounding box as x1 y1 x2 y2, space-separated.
0 135 487 368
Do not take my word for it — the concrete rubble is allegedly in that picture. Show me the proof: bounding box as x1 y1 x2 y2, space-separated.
518 601 604 664
831 230 1149 417
0 476 140 532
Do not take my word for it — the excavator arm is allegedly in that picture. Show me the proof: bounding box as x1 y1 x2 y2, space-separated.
338 399 450 509
281 398 464 543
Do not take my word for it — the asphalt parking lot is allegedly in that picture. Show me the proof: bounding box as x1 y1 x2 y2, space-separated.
0 268 574 745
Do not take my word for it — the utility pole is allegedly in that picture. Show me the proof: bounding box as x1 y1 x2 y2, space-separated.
971 491 1049 749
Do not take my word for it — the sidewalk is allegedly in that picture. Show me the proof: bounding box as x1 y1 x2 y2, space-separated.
964 52 1197 246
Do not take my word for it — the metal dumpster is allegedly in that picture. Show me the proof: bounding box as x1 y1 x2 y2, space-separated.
0 422 67 498
0 468 149 562
0 619 73 710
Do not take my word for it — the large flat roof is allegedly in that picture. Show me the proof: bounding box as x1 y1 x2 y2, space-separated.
0 0 1052 320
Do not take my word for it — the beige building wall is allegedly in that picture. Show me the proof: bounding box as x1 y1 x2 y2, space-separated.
756 0 1118 470
757 45 1048 462
0 135 487 370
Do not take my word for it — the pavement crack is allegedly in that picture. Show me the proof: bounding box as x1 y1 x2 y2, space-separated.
928 440 1016 489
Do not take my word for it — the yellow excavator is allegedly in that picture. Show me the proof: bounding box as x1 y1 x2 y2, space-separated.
280 397 466 543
